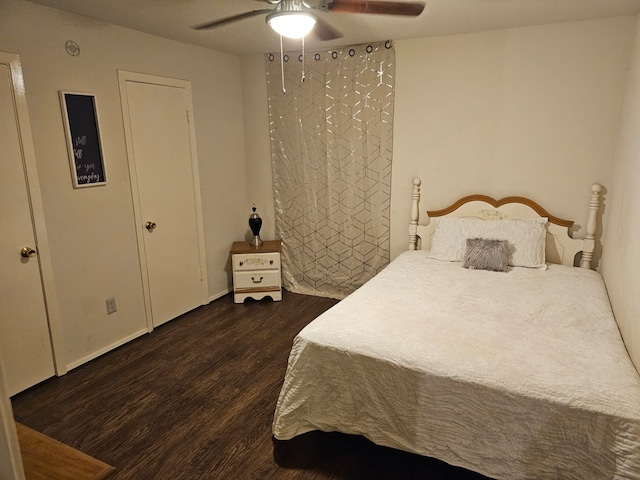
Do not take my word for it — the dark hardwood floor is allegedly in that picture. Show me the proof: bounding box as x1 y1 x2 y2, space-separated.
12 292 490 479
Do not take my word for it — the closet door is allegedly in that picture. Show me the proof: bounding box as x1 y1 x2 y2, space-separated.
0 55 57 395
119 72 208 328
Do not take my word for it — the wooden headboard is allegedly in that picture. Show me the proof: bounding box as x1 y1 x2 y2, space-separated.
408 178 602 269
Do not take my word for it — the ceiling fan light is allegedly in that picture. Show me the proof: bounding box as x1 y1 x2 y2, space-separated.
267 12 317 39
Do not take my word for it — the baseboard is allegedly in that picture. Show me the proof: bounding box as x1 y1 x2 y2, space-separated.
65 328 148 372
209 288 231 303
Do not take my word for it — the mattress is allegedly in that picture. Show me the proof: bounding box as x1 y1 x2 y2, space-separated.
273 251 640 480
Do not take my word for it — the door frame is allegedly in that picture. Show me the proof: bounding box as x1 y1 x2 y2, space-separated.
0 52 66 374
0 361 24 480
117 71 209 332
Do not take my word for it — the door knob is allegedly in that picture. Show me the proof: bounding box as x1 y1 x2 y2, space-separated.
21 247 37 258
145 221 157 232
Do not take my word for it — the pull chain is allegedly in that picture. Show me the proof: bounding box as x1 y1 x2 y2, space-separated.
280 35 286 94
301 36 306 83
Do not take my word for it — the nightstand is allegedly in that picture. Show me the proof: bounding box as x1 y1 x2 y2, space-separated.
230 240 282 303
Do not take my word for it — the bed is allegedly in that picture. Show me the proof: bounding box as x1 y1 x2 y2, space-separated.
272 178 640 480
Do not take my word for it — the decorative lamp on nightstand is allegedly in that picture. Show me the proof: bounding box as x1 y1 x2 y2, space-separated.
249 204 263 247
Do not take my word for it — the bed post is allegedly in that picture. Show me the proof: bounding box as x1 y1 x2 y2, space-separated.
409 178 421 250
579 183 603 269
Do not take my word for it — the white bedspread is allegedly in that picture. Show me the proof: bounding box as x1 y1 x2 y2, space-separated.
273 251 640 480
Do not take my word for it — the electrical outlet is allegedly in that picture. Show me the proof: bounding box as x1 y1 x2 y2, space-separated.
106 296 117 315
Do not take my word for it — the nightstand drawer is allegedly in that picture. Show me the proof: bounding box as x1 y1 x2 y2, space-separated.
234 270 281 289
232 252 280 271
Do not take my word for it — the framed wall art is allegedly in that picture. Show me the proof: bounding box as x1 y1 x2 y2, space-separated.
60 92 107 187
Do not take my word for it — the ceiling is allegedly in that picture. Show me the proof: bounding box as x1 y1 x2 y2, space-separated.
27 0 640 56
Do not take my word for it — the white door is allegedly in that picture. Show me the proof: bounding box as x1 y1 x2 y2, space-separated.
119 73 208 328
0 58 56 395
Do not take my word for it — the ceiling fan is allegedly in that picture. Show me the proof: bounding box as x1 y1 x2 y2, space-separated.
192 0 426 41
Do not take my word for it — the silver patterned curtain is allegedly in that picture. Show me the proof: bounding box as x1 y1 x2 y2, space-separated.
266 40 395 299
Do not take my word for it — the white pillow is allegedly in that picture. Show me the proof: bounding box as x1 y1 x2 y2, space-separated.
428 217 547 269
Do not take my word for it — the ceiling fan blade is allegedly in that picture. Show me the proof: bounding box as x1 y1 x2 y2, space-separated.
192 9 273 30
327 0 425 16
313 17 344 41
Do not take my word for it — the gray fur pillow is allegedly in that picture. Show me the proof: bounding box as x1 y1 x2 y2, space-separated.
463 238 510 272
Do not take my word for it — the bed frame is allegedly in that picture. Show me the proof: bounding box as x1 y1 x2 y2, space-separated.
408 178 602 269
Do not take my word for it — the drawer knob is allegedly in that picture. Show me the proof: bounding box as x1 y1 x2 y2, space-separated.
239 261 243 266
251 276 264 284
269 260 274 265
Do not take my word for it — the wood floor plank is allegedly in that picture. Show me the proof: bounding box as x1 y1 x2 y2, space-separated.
11 292 490 479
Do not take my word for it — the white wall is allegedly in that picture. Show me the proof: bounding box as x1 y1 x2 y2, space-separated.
241 55 276 241
601 14 640 372
0 0 249 368
392 16 635 260
242 17 636 266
